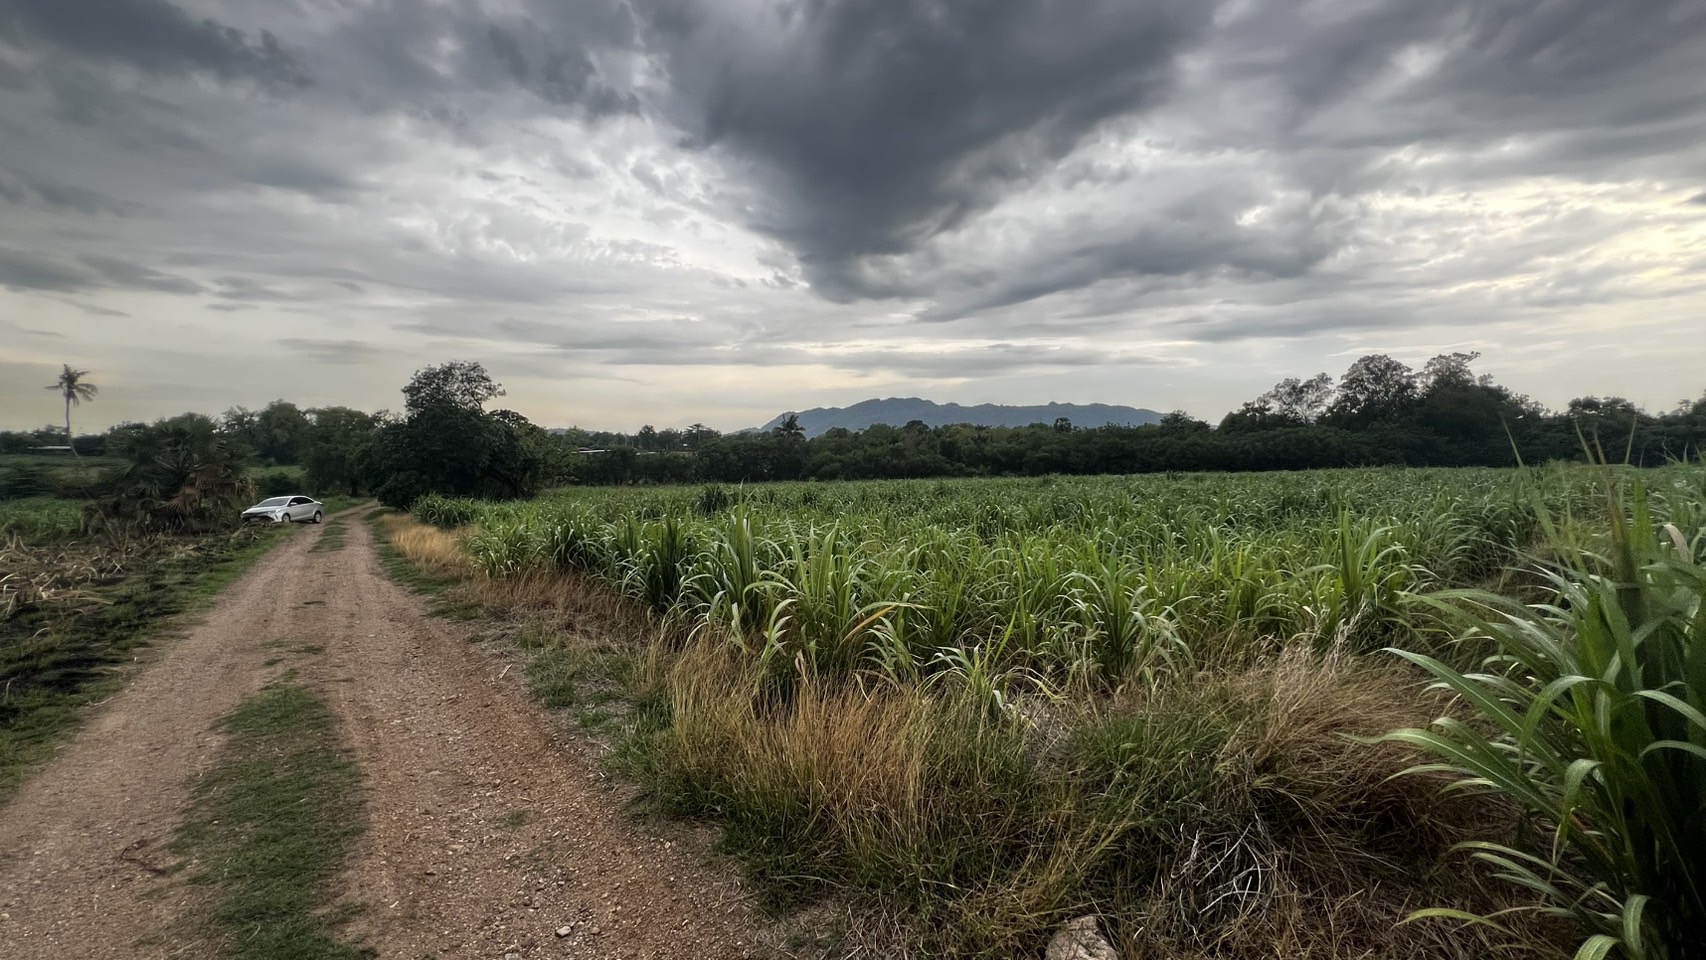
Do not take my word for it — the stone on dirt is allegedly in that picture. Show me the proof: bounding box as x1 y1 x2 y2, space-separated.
1045 915 1118 960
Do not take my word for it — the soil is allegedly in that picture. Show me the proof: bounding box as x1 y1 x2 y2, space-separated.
0 509 773 959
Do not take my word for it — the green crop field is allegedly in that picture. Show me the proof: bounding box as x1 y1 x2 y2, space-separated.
401 464 1706 959
422 466 1696 665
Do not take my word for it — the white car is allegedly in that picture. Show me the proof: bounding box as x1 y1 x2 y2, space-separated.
242 495 325 524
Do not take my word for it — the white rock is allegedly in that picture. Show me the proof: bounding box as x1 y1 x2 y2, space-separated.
1045 915 1118 960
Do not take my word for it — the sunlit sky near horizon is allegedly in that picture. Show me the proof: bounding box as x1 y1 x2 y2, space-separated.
3 0 1705 433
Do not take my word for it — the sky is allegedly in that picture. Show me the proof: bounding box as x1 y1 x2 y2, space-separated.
2 0 1704 433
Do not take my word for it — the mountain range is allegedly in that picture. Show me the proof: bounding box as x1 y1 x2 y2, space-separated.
758 398 1163 438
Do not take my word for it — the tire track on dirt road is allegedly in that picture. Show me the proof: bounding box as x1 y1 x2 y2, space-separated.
315 515 768 960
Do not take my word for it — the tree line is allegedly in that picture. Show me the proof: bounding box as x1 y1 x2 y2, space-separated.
4 354 1702 512
579 352 1706 484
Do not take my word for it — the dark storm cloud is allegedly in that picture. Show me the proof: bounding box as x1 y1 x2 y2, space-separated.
638 0 1216 299
0 0 306 86
311 0 641 124
3 0 1705 428
626 0 1706 311
1184 0 1706 199
484 23 639 117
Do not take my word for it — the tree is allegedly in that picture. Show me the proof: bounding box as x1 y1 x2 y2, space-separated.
1419 351 1483 392
1053 417 1074 433
1260 373 1335 424
637 424 659 451
402 360 505 414
220 405 261 452
254 400 310 464
1325 355 1419 428
370 362 549 507
684 423 719 451
1158 410 1209 433
100 414 253 531
773 414 806 440
302 406 379 496
45 364 97 457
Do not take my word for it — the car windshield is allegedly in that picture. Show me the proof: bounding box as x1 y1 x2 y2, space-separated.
254 497 291 507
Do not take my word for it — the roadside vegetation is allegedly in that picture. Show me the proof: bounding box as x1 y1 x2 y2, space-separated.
380 465 1704 959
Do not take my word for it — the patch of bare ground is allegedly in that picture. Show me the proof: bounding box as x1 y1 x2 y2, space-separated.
317 515 773 959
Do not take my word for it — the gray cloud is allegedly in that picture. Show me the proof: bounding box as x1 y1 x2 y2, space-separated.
80 254 202 294
11 173 138 215
639 0 1214 299
277 339 387 365
2 0 1705 430
0 0 307 87
0 247 95 292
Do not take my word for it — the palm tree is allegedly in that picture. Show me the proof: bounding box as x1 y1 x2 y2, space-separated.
45 364 97 458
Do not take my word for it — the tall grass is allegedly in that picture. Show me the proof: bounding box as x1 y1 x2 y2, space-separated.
0 497 90 540
1383 476 1706 960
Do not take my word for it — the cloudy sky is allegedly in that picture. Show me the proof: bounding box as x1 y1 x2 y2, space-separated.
2 0 1704 432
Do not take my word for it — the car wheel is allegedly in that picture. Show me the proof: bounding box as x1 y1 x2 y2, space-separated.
312 511 323 524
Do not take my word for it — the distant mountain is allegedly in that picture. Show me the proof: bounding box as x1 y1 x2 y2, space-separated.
759 397 1164 438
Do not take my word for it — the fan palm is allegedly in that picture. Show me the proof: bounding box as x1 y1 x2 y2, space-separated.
45 364 97 458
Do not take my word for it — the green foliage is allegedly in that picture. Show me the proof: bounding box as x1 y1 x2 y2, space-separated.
301 406 379 497
1383 477 1706 960
0 498 89 539
408 465 1706 957
98 413 255 532
253 468 301 497
369 364 554 507
440 468 1640 686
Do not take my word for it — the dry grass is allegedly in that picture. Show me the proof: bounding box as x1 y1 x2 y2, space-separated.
666 640 933 855
644 637 1538 959
1110 645 1526 960
376 513 469 577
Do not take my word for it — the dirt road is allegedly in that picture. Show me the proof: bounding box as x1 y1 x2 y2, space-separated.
0 510 768 959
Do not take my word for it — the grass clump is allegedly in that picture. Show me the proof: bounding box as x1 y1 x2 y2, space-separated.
310 520 347 553
174 681 370 960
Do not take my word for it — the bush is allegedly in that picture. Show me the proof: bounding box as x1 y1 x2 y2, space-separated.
253 469 300 497
411 494 482 528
